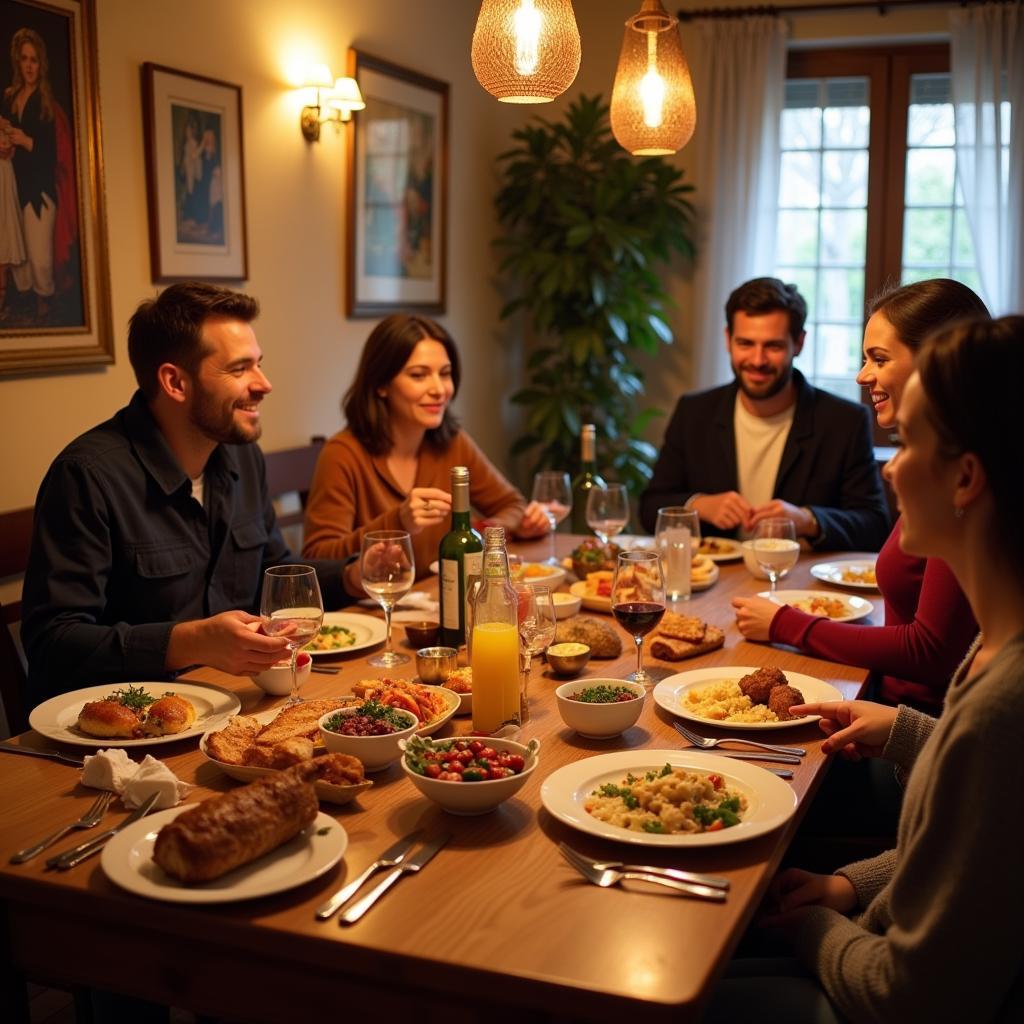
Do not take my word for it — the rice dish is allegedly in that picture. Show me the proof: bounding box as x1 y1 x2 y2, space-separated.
683 680 780 723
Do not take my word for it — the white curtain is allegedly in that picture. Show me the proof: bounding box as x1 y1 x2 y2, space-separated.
689 16 787 389
950 2 1024 315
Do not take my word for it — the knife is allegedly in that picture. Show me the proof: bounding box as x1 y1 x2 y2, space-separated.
46 792 161 870
315 830 421 920
0 744 85 768
339 833 451 925
683 749 801 765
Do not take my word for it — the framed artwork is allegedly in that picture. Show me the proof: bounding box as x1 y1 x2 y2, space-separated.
141 63 248 282
0 0 113 376
346 49 448 318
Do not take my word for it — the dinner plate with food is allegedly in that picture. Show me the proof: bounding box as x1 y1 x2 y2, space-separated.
760 589 874 623
304 612 387 657
29 682 241 748
652 666 844 731
809 559 879 591
697 536 743 562
350 677 460 736
540 750 797 847
570 556 719 613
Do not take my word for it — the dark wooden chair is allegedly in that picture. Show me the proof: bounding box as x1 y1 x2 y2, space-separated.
263 438 325 552
0 505 33 738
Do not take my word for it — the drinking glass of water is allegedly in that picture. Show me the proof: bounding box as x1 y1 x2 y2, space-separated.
654 506 700 605
260 565 324 704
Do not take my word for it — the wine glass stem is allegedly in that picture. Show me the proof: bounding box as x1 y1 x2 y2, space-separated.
635 636 644 678
383 603 394 656
769 571 777 594
546 512 557 562
289 645 299 703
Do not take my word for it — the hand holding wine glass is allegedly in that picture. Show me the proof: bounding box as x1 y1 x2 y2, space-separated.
361 530 415 667
260 565 324 704
611 551 665 686
531 471 572 565
586 483 629 547
752 517 799 595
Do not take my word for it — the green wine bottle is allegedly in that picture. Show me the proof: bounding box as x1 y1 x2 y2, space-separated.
570 424 606 534
438 465 484 648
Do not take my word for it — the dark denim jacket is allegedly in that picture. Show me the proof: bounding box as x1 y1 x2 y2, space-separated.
22 392 348 705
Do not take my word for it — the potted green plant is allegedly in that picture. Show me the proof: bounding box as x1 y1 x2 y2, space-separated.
495 93 696 494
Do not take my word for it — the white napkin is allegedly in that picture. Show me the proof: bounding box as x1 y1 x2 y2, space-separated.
81 749 190 810
358 591 440 621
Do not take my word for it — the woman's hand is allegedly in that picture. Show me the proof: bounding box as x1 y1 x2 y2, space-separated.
790 699 899 760
758 868 857 936
514 501 552 539
6 125 31 151
399 487 451 534
731 595 782 641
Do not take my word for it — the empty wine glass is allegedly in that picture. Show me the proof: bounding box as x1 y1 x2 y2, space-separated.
586 483 629 546
514 584 557 722
611 550 665 686
752 517 799 595
531 470 572 565
361 530 415 667
260 565 324 704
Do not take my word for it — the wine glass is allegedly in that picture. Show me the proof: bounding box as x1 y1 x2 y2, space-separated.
260 565 324 705
655 506 701 605
611 551 665 686
514 584 557 722
751 517 799 595
586 483 629 547
361 530 415 667
531 470 572 565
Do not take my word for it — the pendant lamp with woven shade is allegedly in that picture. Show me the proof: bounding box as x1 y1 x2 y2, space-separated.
611 0 696 156
471 0 581 104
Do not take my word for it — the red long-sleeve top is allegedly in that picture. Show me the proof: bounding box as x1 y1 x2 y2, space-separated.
770 519 977 710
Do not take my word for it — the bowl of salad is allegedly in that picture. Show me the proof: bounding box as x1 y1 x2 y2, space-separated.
555 679 646 738
401 734 541 815
319 700 418 772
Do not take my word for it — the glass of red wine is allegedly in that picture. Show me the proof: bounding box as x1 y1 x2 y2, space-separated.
611 550 666 687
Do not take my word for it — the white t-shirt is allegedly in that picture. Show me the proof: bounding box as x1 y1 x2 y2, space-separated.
733 395 795 526
190 473 205 508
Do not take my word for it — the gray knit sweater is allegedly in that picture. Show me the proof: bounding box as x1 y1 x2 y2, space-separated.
793 636 1024 1022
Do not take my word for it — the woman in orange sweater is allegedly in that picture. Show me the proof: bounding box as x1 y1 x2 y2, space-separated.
303 314 548 583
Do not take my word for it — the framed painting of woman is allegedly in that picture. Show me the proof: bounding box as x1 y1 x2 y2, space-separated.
0 0 112 375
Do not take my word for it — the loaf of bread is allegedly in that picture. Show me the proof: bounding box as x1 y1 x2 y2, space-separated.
152 761 319 883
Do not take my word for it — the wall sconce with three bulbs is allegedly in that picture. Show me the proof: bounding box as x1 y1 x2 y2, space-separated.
300 64 365 141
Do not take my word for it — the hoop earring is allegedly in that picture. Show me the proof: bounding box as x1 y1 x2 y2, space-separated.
953 506 965 519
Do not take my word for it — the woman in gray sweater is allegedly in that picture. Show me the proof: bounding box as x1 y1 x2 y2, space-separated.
710 314 1024 1023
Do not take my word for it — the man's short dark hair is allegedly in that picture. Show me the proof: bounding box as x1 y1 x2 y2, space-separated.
725 277 807 340
127 282 260 399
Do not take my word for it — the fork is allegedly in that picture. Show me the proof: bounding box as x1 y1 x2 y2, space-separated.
558 843 726 902
674 721 805 757
557 843 729 890
9 791 115 864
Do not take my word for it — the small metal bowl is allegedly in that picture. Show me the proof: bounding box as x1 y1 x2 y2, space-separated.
545 642 591 677
415 646 458 685
405 620 441 648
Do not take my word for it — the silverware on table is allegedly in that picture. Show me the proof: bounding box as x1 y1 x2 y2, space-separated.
10 791 114 864
559 843 726 902
315 830 421 921
673 721 805 757
557 842 729 890
339 833 451 925
45 791 161 871
310 666 340 675
0 743 85 768
762 766 794 778
681 748 800 765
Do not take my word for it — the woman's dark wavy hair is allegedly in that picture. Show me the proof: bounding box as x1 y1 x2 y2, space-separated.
343 314 461 455
869 278 989 351
917 315 1024 572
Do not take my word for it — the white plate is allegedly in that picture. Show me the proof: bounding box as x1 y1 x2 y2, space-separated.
29 682 241 749
569 561 718 613
697 537 743 562
653 666 843 731
101 805 346 903
428 560 440 574
519 564 567 590
759 589 874 623
306 612 387 658
541 750 797 847
615 534 656 551
809 559 879 591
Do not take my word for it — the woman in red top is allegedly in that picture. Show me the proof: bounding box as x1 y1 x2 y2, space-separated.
732 279 987 712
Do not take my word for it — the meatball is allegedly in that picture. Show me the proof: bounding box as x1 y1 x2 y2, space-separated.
738 666 788 706
767 684 805 721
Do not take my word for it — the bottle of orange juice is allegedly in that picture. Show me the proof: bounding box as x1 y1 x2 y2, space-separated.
471 527 520 733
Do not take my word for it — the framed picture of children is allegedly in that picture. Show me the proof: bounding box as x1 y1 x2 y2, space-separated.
141 63 248 282
0 0 113 375
345 49 448 317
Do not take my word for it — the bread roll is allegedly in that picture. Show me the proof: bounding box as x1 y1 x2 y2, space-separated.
153 761 319 883
143 694 197 736
77 699 141 738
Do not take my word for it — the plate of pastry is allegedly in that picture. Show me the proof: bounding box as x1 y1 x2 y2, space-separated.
29 682 241 748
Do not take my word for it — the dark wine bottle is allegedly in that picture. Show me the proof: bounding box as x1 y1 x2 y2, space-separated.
438 466 483 648
570 424 606 534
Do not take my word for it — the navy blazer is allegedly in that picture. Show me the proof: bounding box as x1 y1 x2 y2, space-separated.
639 371 890 552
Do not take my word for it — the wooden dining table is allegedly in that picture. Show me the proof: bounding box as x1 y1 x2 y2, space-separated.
0 538 880 1023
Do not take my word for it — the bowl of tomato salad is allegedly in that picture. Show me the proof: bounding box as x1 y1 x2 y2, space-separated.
400 734 541 815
